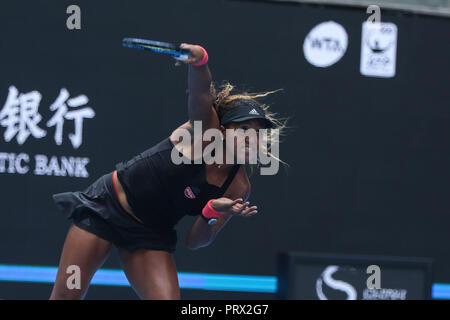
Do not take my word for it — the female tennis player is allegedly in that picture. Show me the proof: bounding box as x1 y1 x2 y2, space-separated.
50 43 284 300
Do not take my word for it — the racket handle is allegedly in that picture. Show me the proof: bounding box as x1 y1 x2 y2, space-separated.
174 48 192 61
173 54 189 61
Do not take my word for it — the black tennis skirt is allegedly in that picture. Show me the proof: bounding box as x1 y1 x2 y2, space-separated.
52 171 177 253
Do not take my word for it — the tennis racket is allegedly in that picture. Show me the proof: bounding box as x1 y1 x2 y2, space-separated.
122 38 192 61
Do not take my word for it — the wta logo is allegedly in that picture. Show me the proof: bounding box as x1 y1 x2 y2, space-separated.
184 186 196 199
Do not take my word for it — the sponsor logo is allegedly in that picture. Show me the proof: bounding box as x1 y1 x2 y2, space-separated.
0 86 95 178
315 265 407 300
303 21 348 68
249 108 259 115
184 186 196 199
316 266 357 300
1 86 94 148
360 22 398 78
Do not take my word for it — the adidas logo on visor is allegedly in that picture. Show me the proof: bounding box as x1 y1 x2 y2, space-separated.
249 108 259 115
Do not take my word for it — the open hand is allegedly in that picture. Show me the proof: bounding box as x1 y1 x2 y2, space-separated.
211 197 258 217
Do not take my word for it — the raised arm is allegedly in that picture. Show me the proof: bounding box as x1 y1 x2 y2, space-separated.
176 44 219 131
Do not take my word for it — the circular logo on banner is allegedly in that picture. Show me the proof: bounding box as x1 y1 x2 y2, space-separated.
303 21 348 67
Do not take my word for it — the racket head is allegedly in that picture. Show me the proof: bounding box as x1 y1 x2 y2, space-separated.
122 38 191 61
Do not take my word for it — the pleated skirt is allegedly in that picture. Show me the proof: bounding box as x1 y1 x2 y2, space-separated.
52 171 177 253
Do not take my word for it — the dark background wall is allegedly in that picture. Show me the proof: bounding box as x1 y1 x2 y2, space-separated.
0 0 449 299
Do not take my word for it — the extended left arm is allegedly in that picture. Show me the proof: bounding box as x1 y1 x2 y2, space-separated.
185 193 256 250
184 212 233 250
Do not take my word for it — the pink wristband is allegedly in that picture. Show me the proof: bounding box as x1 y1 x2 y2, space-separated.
202 199 221 219
192 45 209 66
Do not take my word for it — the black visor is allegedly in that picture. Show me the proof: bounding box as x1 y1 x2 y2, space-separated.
220 100 275 128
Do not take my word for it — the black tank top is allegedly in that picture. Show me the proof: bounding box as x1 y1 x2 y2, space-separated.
115 137 240 230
